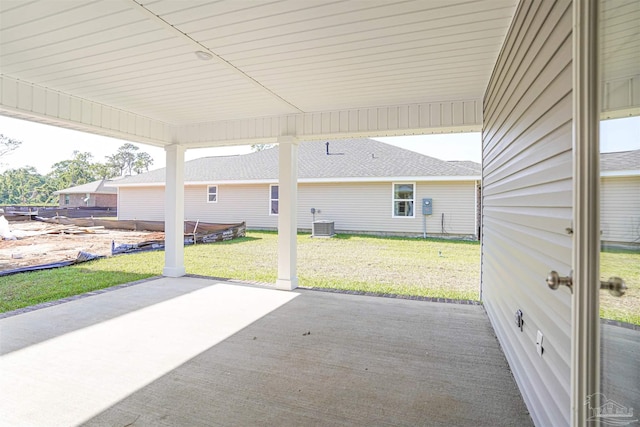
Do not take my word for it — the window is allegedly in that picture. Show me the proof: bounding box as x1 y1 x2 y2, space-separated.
270 184 279 215
393 183 415 218
64 195 70 205
207 185 218 203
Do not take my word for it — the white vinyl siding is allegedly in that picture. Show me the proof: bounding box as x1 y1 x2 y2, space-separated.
601 176 640 244
117 186 165 220
184 185 279 228
207 185 217 203
117 181 476 236
299 181 475 235
482 2 573 427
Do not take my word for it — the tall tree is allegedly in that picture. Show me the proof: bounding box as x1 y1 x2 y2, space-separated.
133 152 154 174
106 153 125 177
0 134 22 158
251 144 275 152
91 162 113 180
118 143 139 176
0 166 46 204
48 151 97 191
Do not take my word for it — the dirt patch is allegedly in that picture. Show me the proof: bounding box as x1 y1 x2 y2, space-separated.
0 221 164 271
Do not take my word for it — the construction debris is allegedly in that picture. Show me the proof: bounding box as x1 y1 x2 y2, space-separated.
0 216 16 240
0 251 103 277
112 221 246 254
0 218 247 274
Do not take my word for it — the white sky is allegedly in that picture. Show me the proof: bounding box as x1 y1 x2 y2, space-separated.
0 115 638 175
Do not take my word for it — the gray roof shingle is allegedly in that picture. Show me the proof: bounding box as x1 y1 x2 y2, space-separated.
601 149 640 171
446 161 482 174
114 139 481 185
55 179 118 194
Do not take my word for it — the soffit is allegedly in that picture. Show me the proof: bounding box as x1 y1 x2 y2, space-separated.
0 0 517 127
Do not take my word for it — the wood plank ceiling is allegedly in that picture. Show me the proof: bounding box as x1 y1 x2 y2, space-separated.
600 0 640 117
0 0 517 145
1 1 636 147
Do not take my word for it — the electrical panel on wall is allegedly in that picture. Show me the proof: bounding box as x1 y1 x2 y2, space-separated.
422 198 433 215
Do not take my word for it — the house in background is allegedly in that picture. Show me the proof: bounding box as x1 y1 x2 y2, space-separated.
54 179 117 209
600 149 640 248
112 139 481 239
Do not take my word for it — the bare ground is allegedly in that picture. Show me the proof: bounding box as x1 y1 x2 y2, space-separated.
0 221 164 271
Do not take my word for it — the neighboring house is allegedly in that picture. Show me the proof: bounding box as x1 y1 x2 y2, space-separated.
600 149 640 247
54 179 118 208
112 139 481 238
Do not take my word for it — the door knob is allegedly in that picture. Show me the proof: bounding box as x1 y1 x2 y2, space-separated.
546 271 626 297
600 277 627 297
546 271 573 292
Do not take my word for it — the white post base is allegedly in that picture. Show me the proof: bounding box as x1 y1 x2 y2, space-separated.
275 278 299 291
162 266 187 278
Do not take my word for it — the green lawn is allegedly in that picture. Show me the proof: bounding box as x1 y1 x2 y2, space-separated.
600 248 640 325
1 231 638 325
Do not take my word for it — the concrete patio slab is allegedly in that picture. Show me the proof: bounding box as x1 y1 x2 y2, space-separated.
0 277 533 426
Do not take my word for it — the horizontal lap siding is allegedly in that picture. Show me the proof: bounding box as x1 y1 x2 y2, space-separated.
482 1 572 426
117 187 165 220
601 176 640 244
299 181 476 235
184 184 277 228
118 182 476 235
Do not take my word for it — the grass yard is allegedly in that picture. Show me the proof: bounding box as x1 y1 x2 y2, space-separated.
600 248 640 325
185 231 481 300
0 230 638 325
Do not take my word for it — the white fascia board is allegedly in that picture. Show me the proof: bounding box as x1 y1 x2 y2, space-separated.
298 176 481 183
112 176 480 187
177 100 483 147
0 76 172 146
110 182 166 188
600 170 640 177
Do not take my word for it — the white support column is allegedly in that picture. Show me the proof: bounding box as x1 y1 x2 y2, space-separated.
276 136 299 290
163 144 186 277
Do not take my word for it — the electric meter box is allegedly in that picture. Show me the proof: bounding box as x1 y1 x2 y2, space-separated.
422 198 433 215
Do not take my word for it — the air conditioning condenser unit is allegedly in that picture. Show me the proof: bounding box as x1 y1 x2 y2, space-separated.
312 220 335 238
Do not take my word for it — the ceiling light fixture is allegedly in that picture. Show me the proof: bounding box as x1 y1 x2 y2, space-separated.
195 50 213 61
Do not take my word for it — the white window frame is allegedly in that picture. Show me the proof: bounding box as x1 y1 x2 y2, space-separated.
207 185 218 203
269 184 279 216
392 182 416 218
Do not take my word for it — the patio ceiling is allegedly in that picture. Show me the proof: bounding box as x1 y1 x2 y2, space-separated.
0 0 518 148
0 1 637 149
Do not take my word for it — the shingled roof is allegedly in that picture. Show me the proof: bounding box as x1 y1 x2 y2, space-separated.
54 179 117 195
114 139 480 186
601 149 640 172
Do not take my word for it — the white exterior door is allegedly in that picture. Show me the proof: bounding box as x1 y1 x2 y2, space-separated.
589 1 640 425
482 1 638 426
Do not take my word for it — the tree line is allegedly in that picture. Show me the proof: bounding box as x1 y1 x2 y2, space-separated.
0 135 154 205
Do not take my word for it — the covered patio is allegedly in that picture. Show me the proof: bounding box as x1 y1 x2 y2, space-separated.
1 1 639 426
0 276 532 426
